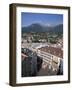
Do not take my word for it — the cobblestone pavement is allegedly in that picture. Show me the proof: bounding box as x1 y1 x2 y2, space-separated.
37 63 58 76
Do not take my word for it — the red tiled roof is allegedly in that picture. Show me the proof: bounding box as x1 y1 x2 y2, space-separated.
38 46 63 58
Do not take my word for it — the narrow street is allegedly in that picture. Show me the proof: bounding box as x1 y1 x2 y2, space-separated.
37 62 58 76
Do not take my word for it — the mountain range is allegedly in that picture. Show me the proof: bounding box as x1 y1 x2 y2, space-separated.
22 23 63 33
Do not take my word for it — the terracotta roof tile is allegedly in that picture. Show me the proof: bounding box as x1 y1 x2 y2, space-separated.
38 46 63 58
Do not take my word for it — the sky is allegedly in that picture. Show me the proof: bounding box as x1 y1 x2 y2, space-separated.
21 12 63 27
